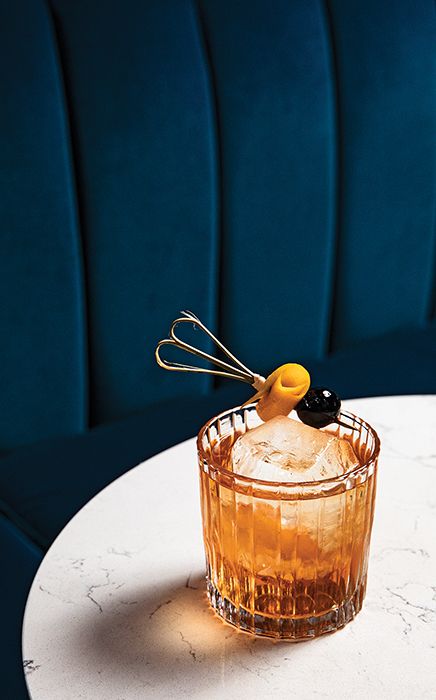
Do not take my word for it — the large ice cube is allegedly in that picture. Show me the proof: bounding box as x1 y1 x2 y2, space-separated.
232 415 358 483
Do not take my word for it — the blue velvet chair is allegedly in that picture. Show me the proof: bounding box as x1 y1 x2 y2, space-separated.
1 1 435 696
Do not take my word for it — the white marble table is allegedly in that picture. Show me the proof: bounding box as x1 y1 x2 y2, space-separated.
23 396 436 699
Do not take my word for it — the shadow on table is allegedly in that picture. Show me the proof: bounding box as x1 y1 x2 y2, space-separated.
73 571 311 694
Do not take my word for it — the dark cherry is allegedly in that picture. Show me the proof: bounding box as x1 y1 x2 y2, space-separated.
296 387 341 429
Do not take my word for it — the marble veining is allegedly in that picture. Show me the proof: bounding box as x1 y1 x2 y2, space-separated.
23 660 40 676
22 397 436 699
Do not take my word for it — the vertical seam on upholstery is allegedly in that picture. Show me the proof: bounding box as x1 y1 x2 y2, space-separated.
45 1 91 427
321 0 343 355
191 1 225 389
425 197 436 321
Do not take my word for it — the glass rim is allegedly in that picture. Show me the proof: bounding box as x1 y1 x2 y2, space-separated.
197 404 381 492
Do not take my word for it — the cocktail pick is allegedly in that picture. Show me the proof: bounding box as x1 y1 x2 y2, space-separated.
155 311 356 430
155 310 266 389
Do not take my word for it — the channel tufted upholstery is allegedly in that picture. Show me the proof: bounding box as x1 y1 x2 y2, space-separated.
0 2 434 695
1 0 435 449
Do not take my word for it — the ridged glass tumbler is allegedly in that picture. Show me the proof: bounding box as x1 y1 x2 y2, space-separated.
197 405 380 640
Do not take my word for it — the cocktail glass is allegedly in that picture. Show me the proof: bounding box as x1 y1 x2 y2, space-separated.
197 405 380 640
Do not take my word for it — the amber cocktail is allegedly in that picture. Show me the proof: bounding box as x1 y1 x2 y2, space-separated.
197 405 380 640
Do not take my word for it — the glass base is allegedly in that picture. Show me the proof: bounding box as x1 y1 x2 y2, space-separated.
207 578 366 641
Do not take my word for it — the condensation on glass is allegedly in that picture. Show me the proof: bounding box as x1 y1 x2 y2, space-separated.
197 406 380 640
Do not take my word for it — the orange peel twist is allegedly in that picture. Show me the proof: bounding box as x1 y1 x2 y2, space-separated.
244 363 311 422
